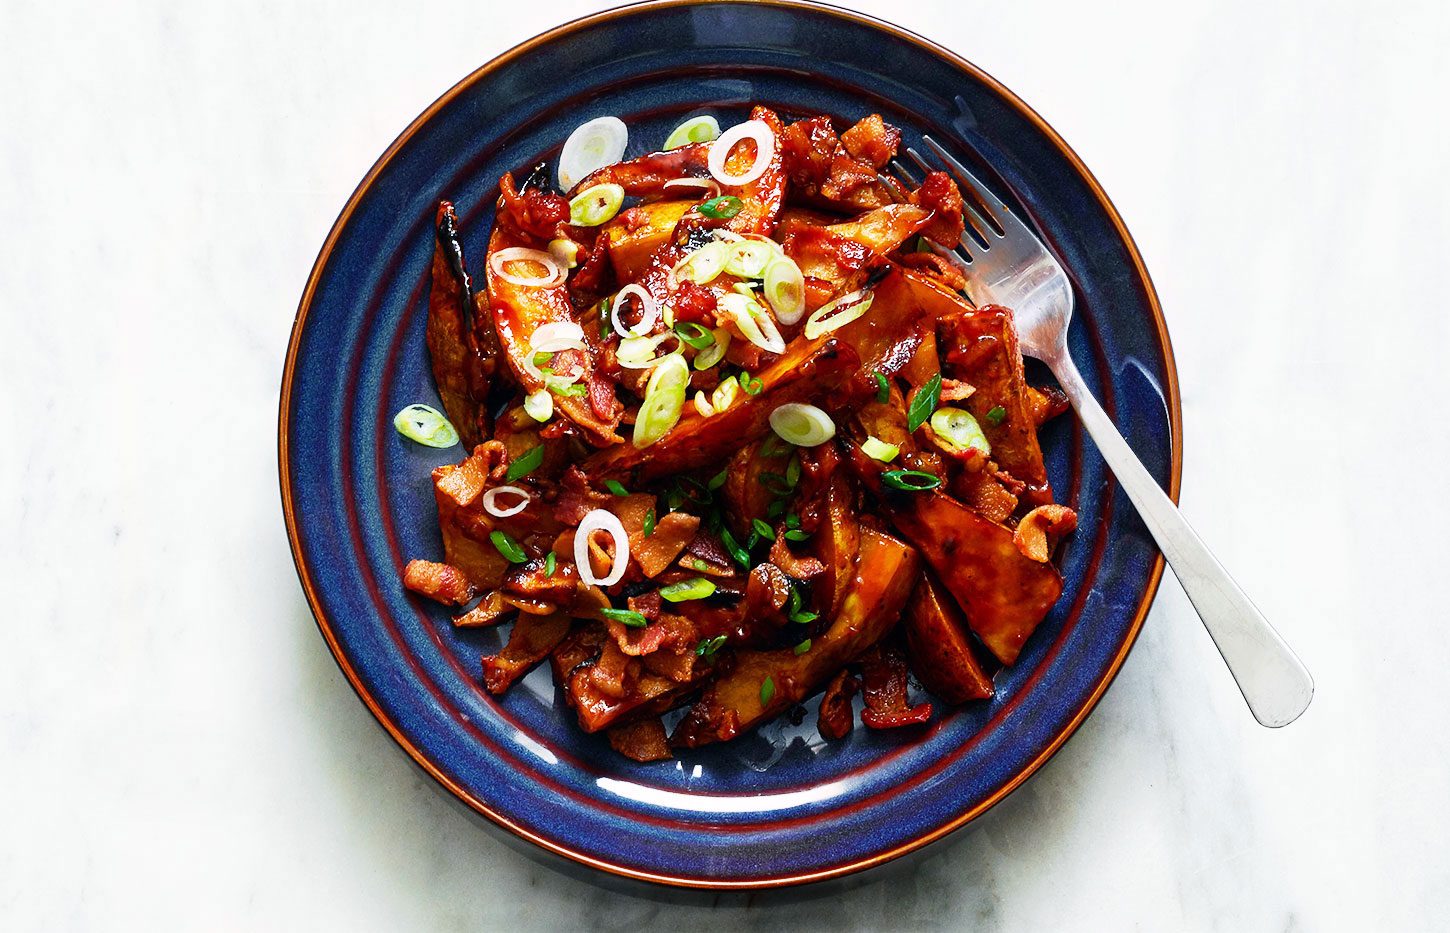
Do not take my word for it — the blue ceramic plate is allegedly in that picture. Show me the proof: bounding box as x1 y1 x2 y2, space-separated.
280 0 1181 889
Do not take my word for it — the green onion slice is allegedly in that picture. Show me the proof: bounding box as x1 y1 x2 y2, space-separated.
664 115 721 150
544 552 557 577
698 195 743 219
769 402 836 447
906 373 943 433
489 530 527 563
860 435 899 463
695 634 728 658
872 372 890 404
604 479 630 497
693 328 730 370
632 354 689 448
930 407 992 457
738 372 764 395
660 577 717 602
505 444 545 482
985 405 1007 426
752 518 775 540
568 183 625 227
803 288 873 340
642 507 656 537
600 607 648 628
763 256 805 325
881 469 942 492
673 321 715 350
723 239 777 279
523 389 553 423
760 676 776 705
793 639 812 655
393 404 459 448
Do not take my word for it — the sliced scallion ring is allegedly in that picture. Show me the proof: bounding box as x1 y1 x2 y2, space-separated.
668 241 727 287
860 436 900 463
547 238 579 269
803 287 873 339
763 256 806 325
929 407 992 457
393 404 459 448
693 328 730 370
664 115 721 150
769 403 836 447
672 321 715 350
659 577 717 602
708 119 777 187
719 292 785 354
557 116 627 191
632 354 689 448
710 376 741 412
723 239 777 279
523 389 553 422
693 390 715 418
616 332 681 370
568 183 625 227
881 469 942 492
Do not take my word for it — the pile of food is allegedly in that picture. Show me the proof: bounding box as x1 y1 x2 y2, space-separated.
398 106 1077 761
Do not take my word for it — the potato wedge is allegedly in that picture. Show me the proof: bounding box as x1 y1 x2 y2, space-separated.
904 572 994 702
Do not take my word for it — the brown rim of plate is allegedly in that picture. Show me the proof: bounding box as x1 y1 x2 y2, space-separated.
277 0 1184 891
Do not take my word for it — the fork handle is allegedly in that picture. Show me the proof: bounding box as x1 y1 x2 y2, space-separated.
1044 349 1314 727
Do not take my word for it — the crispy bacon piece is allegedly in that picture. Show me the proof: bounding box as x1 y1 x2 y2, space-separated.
607 718 674 762
402 559 477 607
904 572 994 703
1026 384 1070 426
672 527 918 748
744 562 793 627
496 171 569 241
817 670 859 740
453 591 511 628
770 533 824 582
859 643 933 729
840 114 902 170
780 114 897 211
909 171 967 247
1012 504 1078 563
481 612 571 694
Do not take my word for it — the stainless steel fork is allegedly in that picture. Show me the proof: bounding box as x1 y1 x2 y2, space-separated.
892 137 1313 728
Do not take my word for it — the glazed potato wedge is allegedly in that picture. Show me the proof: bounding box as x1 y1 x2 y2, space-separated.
810 472 861 619
904 572 995 702
672 526 918 747
887 491 1062 665
485 225 622 446
586 338 860 481
481 612 572 694
602 200 694 282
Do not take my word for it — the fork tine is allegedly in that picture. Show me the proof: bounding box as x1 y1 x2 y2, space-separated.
883 161 975 268
904 147 999 250
920 136 1039 247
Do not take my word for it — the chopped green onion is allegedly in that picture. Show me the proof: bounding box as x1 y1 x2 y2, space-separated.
769 402 835 447
660 577 717 602
803 288 873 340
985 405 1007 426
598 298 612 338
763 256 806 325
672 241 727 286
665 115 721 150
699 195 743 219
739 373 763 395
930 407 992 457
790 609 818 625
707 466 728 491
547 238 579 269
759 434 784 458
784 528 810 542
695 633 728 658
568 183 625 227
693 328 730 370
881 469 942 492
785 513 801 529
860 435 900 463
752 518 775 540
601 480 627 497
393 404 460 448
793 639 812 655
505 444 545 482
724 240 777 279
786 587 802 615
673 321 715 350
784 454 801 488
873 372 890 405
544 552 557 577
532 350 553 368
556 383 588 397
906 373 943 432
523 389 553 423
489 530 527 563
642 507 656 537
601 607 648 628
758 472 793 497
720 526 749 567
632 355 689 448
760 675 776 705
766 498 787 519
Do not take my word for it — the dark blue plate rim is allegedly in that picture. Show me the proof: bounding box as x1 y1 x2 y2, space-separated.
278 0 1183 889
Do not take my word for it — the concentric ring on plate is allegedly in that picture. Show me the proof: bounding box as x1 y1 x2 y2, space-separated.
279 0 1181 888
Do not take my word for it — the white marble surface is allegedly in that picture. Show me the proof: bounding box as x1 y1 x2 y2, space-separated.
3 0 1448 928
